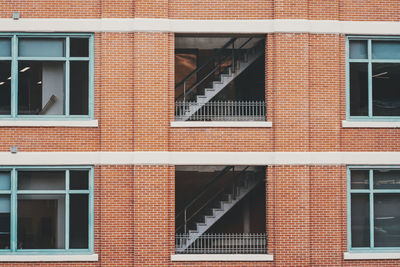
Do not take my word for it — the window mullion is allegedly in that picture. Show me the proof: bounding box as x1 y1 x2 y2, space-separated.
10 169 17 252
367 39 372 118
369 169 374 248
89 167 94 253
11 36 18 118
65 170 70 250
65 37 70 116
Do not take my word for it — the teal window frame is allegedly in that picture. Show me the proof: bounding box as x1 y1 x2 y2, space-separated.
0 166 94 255
0 33 95 120
346 36 400 121
347 166 400 252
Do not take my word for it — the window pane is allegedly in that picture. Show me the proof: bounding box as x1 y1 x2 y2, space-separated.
351 194 370 247
18 194 65 249
0 172 10 190
372 41 400 60
374 194 400 247
18 61 65 115
19 38 65 57
0 39 11 57
350 63 368 116
351 170 369 189
0 61 11 115
70 38 89 57
374 170 400 189
350 40 368 59
70 194 88 248
70 170 89 190
372 63 400 116
70 61 88 115
0 196 10 250
18 171 65 190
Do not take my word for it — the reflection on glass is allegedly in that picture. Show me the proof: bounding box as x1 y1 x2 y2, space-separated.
372 41 400 60
0 61 11 115
70 38 89 57
350 63 368 116
374 194 400 247
372 63 400 116
18 171 65 190
70 61 88 115
70 171 89 190
18 61 65 115
374 170 400 189
350 40 368 59
18 195 65 249
351 194 370 247
351 170 369 189
0 172 10 190
0 39 11 57
70 194 88 248
19 38 65 57
0 195 10 249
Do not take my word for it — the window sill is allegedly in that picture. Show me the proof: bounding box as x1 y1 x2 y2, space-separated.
0 120 98 127
342 120 400 128
0 254 98 262
344 252 400 260
171 121 272 128
170 254 273 261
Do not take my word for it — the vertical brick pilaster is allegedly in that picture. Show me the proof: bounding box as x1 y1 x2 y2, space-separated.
134 0 168 18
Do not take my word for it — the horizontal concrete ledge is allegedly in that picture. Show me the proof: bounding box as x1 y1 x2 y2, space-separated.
0 120 98 127
342 120 400 128
1 152 400 165
0 254 98 262
171 121 272 128
0 18 400 35
171 254 273 261
344 252 400 260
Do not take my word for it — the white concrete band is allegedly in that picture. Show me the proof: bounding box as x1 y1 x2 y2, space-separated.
170 121 272 127
0 254 98 262
344 252 400 260
0 120 98 127
171 254 273 261
342 121 400 128
0 18 400 34
0 152 400 165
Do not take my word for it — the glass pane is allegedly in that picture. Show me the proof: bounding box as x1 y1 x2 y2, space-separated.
0 61 11 115
351 170 369 189
70 38 89 57
18 171 65 190
18 194 65 249
0 196 10 249
351 194 370 247
350 40 368 59
0 172 10 190
70 61 88 115
70 170 89 190
18 61 65 115
350 63 368 116
374 170 400 189
0 39 11 57
372 63 400 116
19 38 65 57
70 194 88 248
374 194 400 247
372 41 400 60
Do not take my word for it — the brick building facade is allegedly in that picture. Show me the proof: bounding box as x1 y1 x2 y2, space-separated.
0 0 399 266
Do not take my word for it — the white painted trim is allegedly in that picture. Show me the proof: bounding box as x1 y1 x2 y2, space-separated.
1 152 400 165
0 120 98 127
344 252 400 260
0 254 98 262
170 254 273 261
171 121 272 128
342 120 400 128
0 18 400 35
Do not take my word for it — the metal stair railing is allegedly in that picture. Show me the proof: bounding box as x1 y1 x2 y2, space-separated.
175 37 261 102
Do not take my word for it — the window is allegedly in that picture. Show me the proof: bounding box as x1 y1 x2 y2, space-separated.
348 167 400 251
0 167 93 254
347 37 400 120
0 34 93 119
